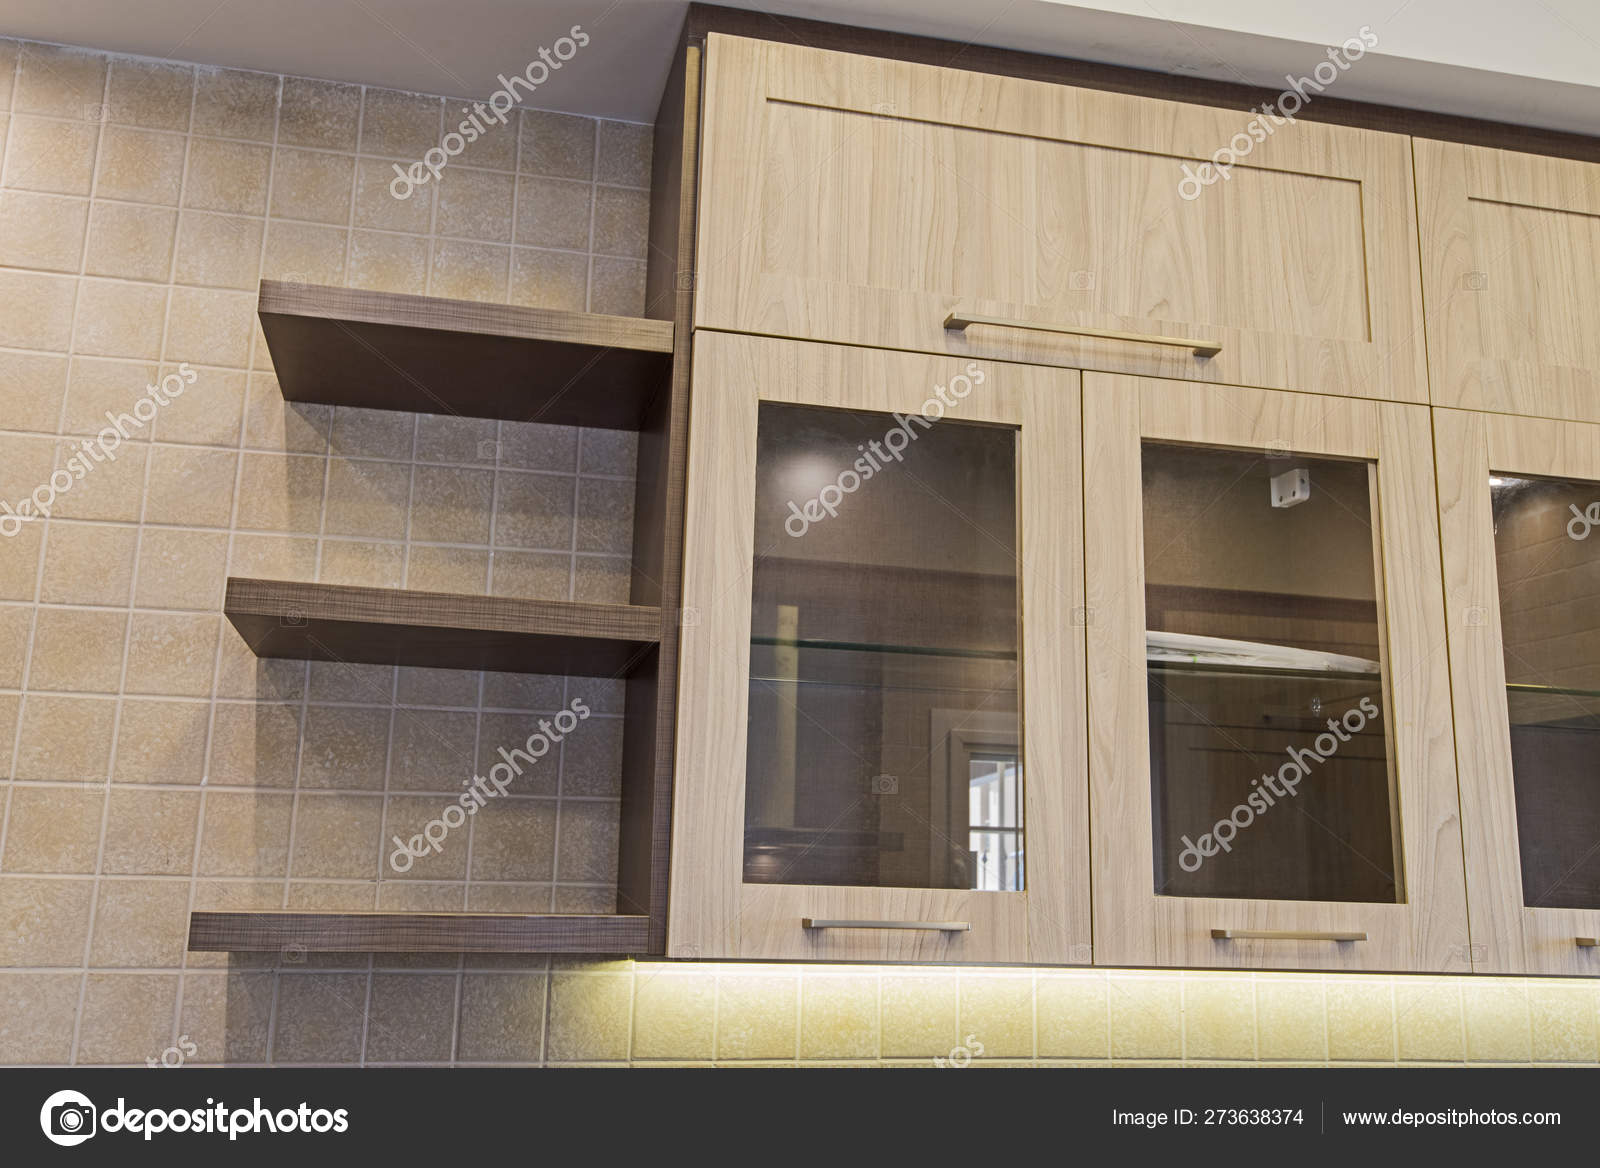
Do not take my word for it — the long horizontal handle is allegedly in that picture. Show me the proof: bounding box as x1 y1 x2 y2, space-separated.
1579 937 1598 948
802 918 971 932
1212 929 1367 942
944 312 1222 358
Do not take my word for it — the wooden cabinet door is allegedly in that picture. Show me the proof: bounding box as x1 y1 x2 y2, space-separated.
696 33 1426 404
1437 408 1600 975
1083 374 1468 971
668 332 1089 963
1417 141 1600 423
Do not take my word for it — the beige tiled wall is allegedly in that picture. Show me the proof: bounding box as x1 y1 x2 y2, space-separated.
0 36 652 1065
3 35 1599 1070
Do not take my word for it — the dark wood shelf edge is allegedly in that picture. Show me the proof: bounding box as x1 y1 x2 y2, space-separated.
256 281 674 427
259 280 674 353
188 911 651 954
225 577 661 676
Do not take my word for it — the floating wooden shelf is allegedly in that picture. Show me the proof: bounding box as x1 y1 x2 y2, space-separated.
188 910 650 954
225 577 660 676
257 280 675 428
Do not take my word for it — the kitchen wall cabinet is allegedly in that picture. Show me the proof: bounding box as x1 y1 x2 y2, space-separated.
1416 141 1600 424
1083 374 1468 971
1437 408 1600 975
667 331 1089 963
695 33 1427 404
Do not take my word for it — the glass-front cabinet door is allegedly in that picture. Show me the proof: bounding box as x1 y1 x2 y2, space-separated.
1438 408 1600 974
1084 374 1469 970
669 333 1089 962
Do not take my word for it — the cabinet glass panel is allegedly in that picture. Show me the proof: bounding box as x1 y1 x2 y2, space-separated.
744 402 1020 890
1490 475 1600 909
1142 443 1398 902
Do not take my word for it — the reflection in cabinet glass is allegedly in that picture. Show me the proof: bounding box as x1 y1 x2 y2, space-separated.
1491 475 1600 910
1141 443 1399 904
744 402 1021 891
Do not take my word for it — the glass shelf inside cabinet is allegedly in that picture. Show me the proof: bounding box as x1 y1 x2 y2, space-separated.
744 401 1022 893
1490 475 1600 910
1141 443 1401 905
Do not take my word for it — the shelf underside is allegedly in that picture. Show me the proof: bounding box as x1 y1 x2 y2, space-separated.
257 280 674 428
188 910 650 954
225 577 660 676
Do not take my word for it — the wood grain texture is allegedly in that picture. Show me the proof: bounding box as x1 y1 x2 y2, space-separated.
256 280 673 427
1438 407 1600 975
686 4 1600 165
617 38 705 953
1084 374 1468 971
225 577 660 676
696 34 1427 405
188 911 650 954
668 332 1090 963
1416 140 1600 423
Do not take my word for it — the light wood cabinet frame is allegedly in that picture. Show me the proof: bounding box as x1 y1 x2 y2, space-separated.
696 33 1427 404
1083 373 1468 971
668 331 1090 963
1437 407 1600 974
1416 139 1600 423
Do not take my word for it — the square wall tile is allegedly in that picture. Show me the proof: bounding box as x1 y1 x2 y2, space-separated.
106 58 194 132
100 787 201 874
15 695 116 780
113 698 210 784
519 111 593 180
0 191 88 272
77 973 179 1064
278 77 361 151
457 973 545 1062
547 971 631 1062
84 202 178 281
632 968 715 1061
95 125 186 204
191 68 279 141
360 89 442 159
4 114 98 194
0 973 81 1064
1108 974 1183 1061
2 784 105 873
15 43 107 119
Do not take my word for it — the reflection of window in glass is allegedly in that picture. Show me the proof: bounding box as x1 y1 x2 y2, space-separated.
1490 475 1600 910
969 754 1023 892
1142 442 1400 904
742 402 1021 891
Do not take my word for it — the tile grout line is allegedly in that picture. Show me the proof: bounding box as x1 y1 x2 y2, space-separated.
65 57 119 1068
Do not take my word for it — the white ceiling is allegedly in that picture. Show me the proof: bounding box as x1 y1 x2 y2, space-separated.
2 0 1597 134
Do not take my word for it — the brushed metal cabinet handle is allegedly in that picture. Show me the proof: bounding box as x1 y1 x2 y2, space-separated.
802 919 971 932
1212 929 1368 942
944 311 1222 358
